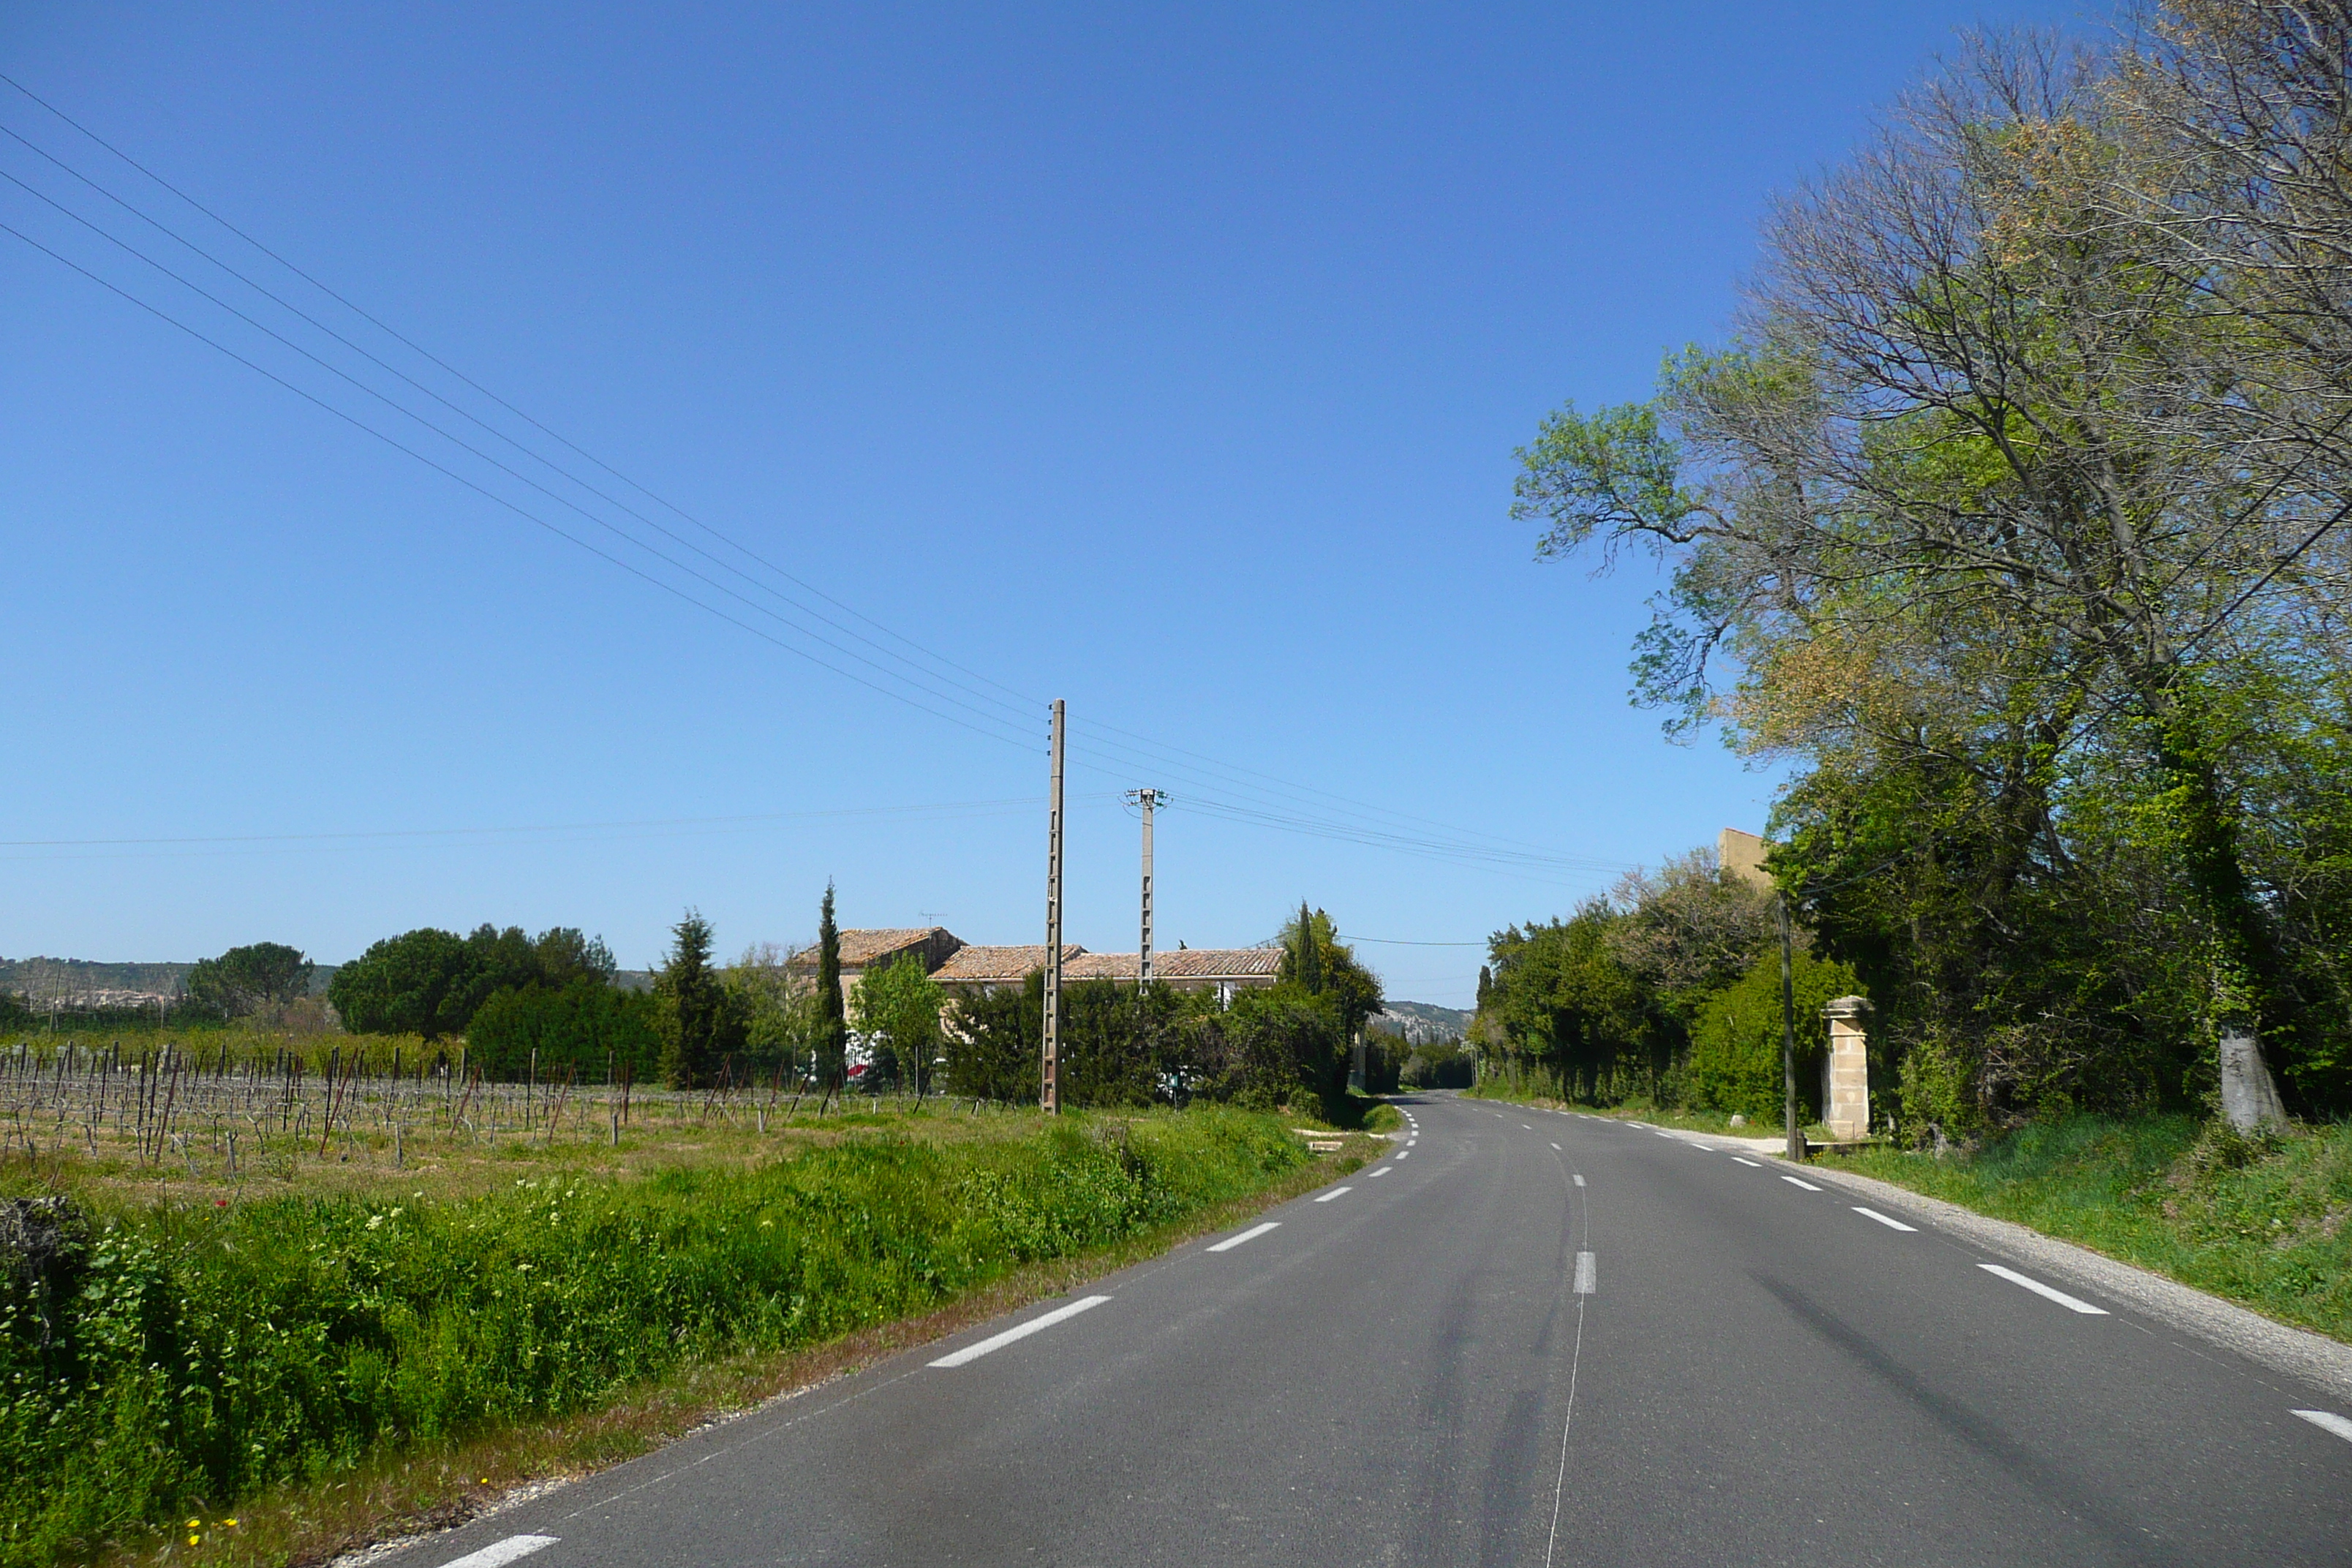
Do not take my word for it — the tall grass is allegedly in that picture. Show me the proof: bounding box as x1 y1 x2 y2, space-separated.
1831 1115 2352 1342
0 1110 1305 1568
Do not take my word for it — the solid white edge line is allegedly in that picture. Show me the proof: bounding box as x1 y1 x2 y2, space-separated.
1781 1175 1824 1191
434 1537 559 1568
1978 1263 2108 1315
1572 1251 1596 1294
1852 1206 1918 1232
1313 1186 1354 1202
929 1295 1112 1367
1731 1157 1761 1167
2291 1409 2352 1444
1207 1221 1282 1254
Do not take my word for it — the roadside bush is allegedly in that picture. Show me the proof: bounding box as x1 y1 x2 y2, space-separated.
0 1112 1305 1568
1682 950 1858 1120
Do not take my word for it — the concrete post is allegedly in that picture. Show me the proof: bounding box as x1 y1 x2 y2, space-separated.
1820 995 1872 1141
2219 1030 2288 1132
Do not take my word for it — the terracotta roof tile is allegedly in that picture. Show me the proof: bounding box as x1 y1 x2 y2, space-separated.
788 928 956 969
1147 948 1285 979
932 944 1087 983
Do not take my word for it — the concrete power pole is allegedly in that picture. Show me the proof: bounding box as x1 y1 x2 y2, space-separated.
1043 699 1066 1115
1127 788 1165 988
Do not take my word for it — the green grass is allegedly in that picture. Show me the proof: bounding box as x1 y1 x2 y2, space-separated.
1823 1115 2352 1343
1 1108 1319 1568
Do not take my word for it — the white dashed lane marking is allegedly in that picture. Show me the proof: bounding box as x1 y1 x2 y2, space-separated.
1782 1175 1824 1192
1730 1157 1761 1167
1978 1264 2108 1315
2292 1409 2352 1446
1313 1186 1353 1203
1852 1207 1918 1232
930 1297 1111 1368
1207 1221 1281 1254
433 1538 559 1568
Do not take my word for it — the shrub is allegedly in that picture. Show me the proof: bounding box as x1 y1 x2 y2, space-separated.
1683 950 1859 1120
465 979 663 1085
0 1113 1304 1567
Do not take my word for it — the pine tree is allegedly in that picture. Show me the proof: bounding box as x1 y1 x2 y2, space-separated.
657 909 720 1088
816 882 848 1088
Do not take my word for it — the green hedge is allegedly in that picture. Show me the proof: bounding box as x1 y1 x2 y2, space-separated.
0 1112 1305 1568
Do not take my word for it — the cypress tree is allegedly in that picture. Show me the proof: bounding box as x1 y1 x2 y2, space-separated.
1292 899 1325 995
816 882 848 1088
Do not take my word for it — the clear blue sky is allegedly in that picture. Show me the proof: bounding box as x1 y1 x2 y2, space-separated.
1 1 2087 1006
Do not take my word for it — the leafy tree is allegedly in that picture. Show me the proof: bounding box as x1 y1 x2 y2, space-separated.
852 952 946 1096
1208 984 1346 1109
329 923 625 1042
531 927 617 987
1277 905 1384 1094
1482 907 1649 1101
329 929 477 1039
1512 30 2352 1120
728 942 813 1078
1606 850 1777 1022
655 910 743 1089
186 942 314 1019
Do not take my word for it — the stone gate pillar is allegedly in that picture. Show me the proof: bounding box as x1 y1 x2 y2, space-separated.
1821 995 1872 1140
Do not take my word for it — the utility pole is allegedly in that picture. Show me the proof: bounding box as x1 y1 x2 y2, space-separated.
1126 788 1165 988
1780 891 1802 1163
1043 699 1066 1115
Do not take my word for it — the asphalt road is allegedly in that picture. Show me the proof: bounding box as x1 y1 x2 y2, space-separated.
383 1093 2352 1567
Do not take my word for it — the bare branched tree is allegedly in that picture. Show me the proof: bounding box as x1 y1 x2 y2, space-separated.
1516 28 2337 1117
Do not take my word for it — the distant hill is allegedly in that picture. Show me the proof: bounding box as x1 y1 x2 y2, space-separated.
1375 1001 1471 1046
0 957 339 1006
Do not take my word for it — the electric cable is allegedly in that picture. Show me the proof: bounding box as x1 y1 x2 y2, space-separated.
0 80 1636 883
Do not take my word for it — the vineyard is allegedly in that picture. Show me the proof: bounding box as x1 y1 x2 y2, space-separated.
0 1033 959 1199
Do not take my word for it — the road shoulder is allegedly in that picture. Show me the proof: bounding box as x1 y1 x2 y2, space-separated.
1771 1148 2352 1403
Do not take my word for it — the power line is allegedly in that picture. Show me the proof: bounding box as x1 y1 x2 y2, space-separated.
0 795 1080 850
0 160 1048 742
0 70 1049 733
1340 935 1487 946
0 81 1638 886
0 216 1047 756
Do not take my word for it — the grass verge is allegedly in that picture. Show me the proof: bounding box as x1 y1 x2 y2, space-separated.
4 1107 1368 1568
1820 1114 2352 1343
